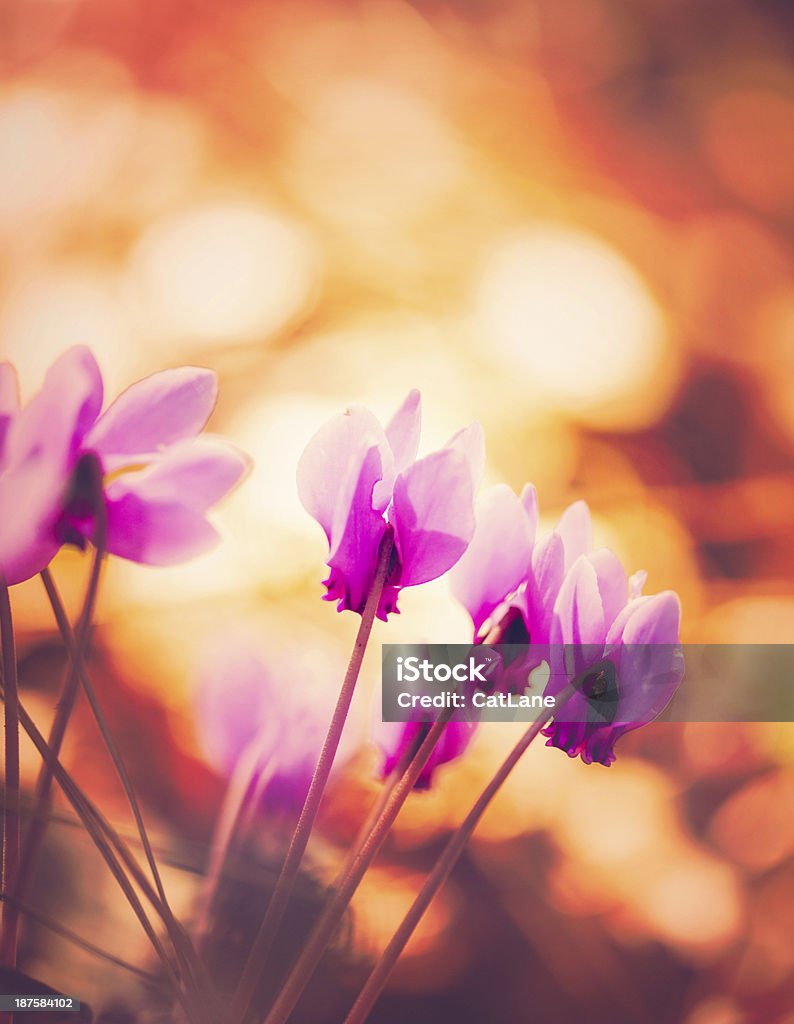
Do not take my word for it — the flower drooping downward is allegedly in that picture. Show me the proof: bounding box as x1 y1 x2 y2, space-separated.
0 347 248 585
298 391 482 620
450 483 596 646
542 551 682 766
449 484 683 766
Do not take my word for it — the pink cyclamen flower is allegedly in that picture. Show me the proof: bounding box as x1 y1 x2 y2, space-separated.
449 485 682 764
194 630 357 807
298 391 483 620
542 549 683 766
432 486 595 780
374 718 477 791
0 346 248 585
449 483 598 647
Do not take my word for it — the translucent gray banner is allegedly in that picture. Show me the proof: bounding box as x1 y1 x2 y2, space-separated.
381 644 794 724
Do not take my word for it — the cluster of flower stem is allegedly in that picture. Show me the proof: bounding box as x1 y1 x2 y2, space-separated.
0 517 572 1024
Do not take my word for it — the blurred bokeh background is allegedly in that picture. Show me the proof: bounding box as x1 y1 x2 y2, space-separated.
3 0 794 1021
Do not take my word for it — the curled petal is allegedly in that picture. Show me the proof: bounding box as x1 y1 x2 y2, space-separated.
0 460 63 584
324 446 389 615
0 348 104 584
552 554 606 679
606 591 684 731
104 490 220 565
297 406 389 541
449 484 533 634
391 447 475 588
555 499 593 570
526 531 565 644
519 484 539 542
444 422 485 493
86 366 218 465
588 548 628 632
629 569 647 599
5 347 103 470
102 438 248 566
117 437 250 511
385 390 421 476
605 590 681 647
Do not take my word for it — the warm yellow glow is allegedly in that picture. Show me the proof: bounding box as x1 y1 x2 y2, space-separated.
474 224 671 425
637 853 743 955
0 81 134 231
287 78 467 227
128 200 321 345
0 266 135 394
351 865 453 960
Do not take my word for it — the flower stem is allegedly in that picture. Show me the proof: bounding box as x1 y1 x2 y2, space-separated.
0 680 185 994
2 682 219 1024
38 569 216 1014
342 687 575 1024
0 573 20 973
15 493 105 907
262 710 453 1024
229 530 395 1024
0 891 167 988
194 736 276 950
40 568 170 899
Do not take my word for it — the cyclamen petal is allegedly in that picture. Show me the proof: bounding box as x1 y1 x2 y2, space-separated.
449 485 534 635
553 555 606 648
85 366 218 465
4 347 103 472
555 499 593 570
0 348 104 585
628 569 647 600
0 363 20 461
297 406 389 543
445 422 486 492
606 592 683 728
615 590 681 646
519 483 539 539
1 348 248 582
0 363 19 414
588 548 628 632
325 446 389 615
104 489 221 565
375 719 477 790
391 447 476 588
194 631 357 808
102 439 249 566
113 438 250 512
384 389 421 476
451 486 598 650
525 531 565 644
299 391 481 619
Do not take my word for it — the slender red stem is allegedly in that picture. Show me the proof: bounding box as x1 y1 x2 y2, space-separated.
0 683 216 1022
0 573 20 973
0 891 166 987
342 687 575 1024
262 711 452 1024
15 482 105 906
229 531 395 1024
38 568 216 1016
